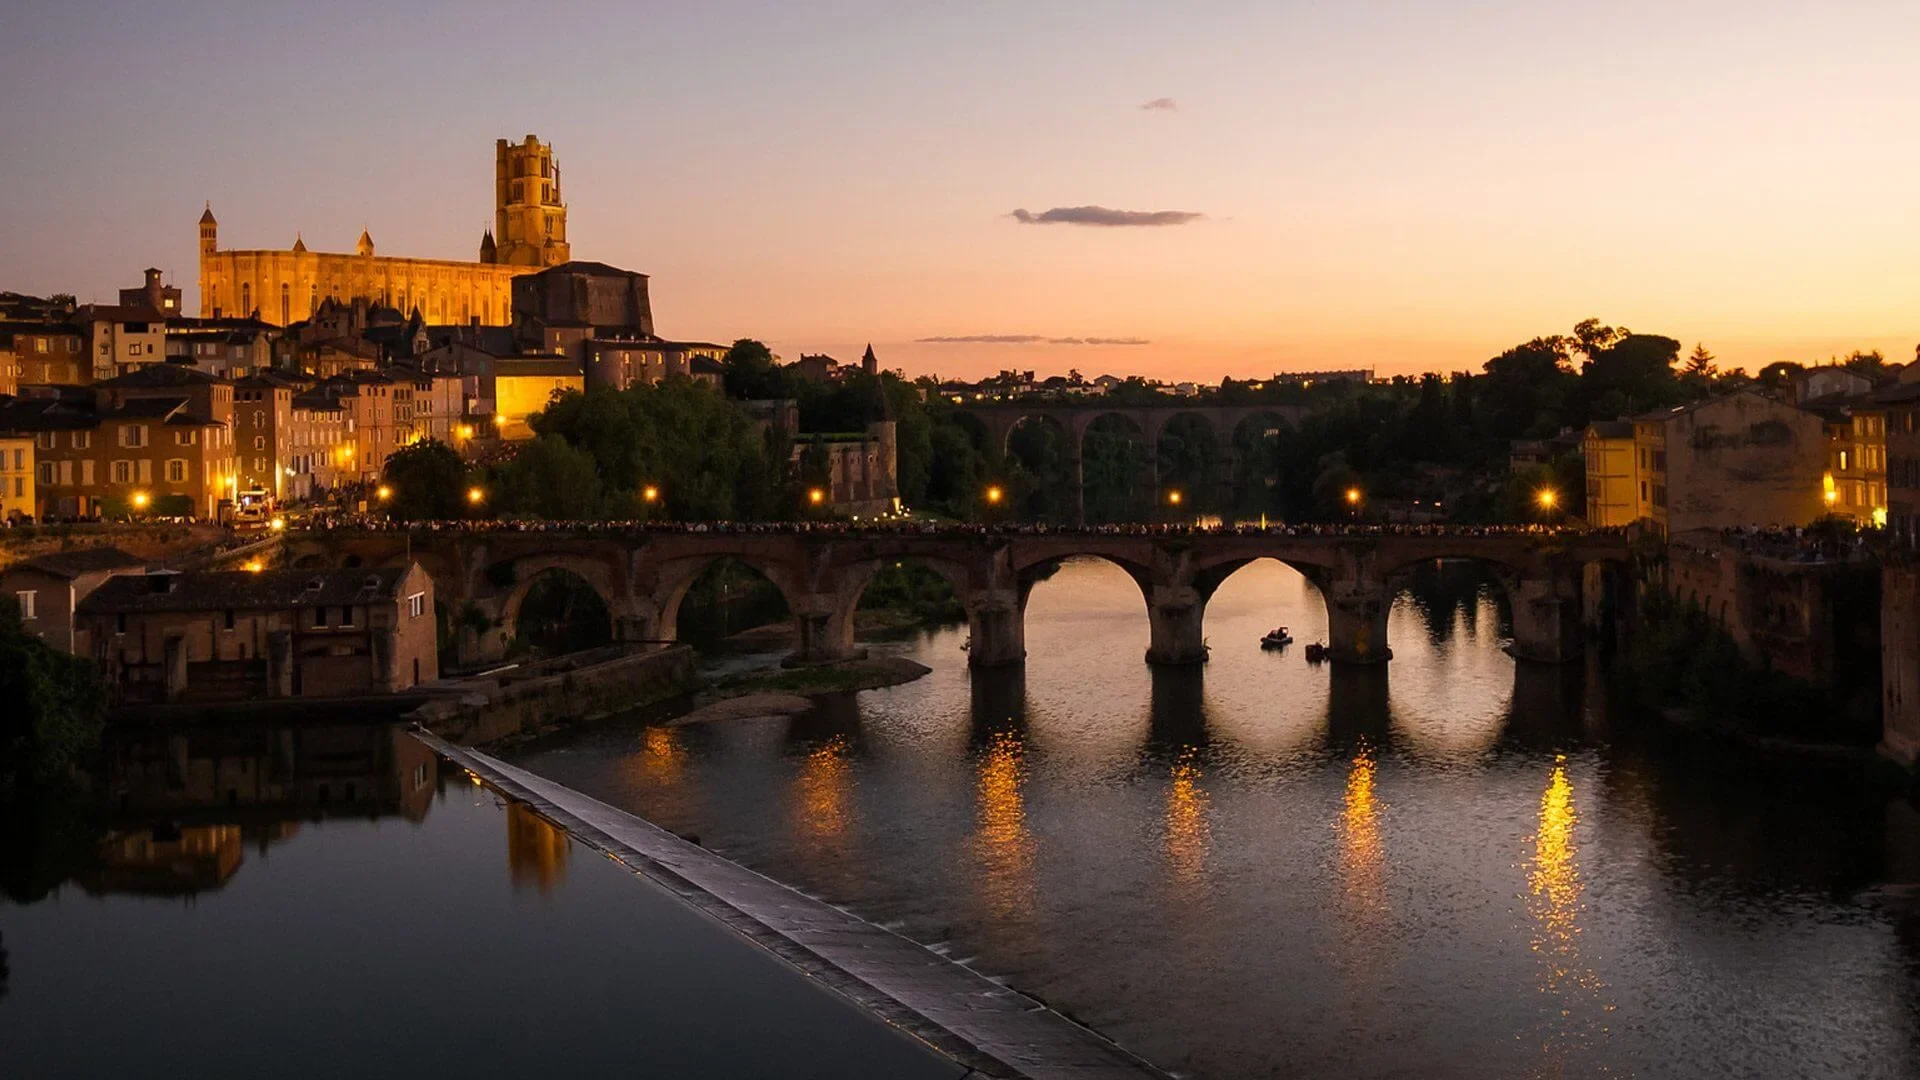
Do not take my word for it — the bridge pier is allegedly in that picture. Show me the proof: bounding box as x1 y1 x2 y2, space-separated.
1146 584 1209 665
787 602 867 666
966 592 1027 667
1326 581 1391 665
1508 574 1583 663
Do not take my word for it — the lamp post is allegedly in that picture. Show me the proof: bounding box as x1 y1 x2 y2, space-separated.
1344 485 1363 521
1536 487 1560 526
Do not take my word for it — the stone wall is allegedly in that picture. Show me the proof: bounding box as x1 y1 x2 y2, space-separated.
1883 565 1920 767
410 644 698 746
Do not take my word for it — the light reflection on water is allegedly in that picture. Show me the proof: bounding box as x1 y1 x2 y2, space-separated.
512 557 1920 1080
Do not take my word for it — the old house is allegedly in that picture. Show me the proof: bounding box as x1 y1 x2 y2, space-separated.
2 546 148 652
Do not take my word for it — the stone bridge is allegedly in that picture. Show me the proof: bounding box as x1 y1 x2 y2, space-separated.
285 527 1634 670
962 402 1310 522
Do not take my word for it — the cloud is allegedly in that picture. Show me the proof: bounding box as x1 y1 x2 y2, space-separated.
1140 97 1178 111
1009 205 1203 227
916 335 1151 346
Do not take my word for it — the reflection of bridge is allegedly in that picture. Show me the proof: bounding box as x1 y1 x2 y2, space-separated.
962 402 1309 522
288 527 1632 669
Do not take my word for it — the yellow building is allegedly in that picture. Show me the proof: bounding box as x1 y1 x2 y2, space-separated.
1581 421 1641 527
0 435 34 522
197 135 570 328
1820 405 1887 524
1626 392 1828 533
491 359 584 440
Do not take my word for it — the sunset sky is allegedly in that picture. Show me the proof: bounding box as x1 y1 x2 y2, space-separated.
5 0 1919 380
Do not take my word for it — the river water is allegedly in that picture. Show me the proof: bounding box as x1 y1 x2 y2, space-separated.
512 557 1920 1079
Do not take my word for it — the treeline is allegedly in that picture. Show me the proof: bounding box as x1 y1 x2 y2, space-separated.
384 324 1896 526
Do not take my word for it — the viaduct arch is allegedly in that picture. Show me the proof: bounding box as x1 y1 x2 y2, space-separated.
966 403 1309 524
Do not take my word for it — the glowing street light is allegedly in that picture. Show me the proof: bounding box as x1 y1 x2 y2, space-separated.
376 485 392 502
1344 487 1362 506
808 487 827 506
1536 488 1559 511
984 485 1004 506
269 516 286 532
492 413 508 429
467 486 485 505
131 491 150 511
457 424 475 440
642 485 660 504
1166 489 1184 507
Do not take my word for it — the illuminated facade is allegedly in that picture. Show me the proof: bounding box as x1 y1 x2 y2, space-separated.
197 136 570 327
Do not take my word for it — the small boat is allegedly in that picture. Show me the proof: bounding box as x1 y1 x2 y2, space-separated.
1260 626 1293 649
1303 642 1328 663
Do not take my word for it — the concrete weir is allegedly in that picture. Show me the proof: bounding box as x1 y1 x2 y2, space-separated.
415 732 1169 1080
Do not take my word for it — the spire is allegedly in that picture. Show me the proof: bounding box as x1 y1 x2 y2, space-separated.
292 232 307 253
479 228 497 264
199 202 217 226
356 228 374 257
862 343 878 376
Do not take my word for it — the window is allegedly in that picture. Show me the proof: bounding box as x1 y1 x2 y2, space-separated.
338 606 355 627
1640 481 1649 502
312 607 328 628
34 433 53 450
223 609 235 631
33 339 47 354
253 436 265 450
115 614 127 635
80 460 93 485
165 459 186 483
1841 450 1851 471
111 460 131 484
14 591 34 619
66 338 77 353
407 592 425 618
73 431 90 450
174 430 196 446
119 425 148 448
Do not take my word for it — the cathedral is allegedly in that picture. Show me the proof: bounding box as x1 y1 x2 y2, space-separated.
197 135 572 327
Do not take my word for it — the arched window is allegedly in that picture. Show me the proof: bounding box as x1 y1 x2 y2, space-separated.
280 282 290 326
241 282 251 316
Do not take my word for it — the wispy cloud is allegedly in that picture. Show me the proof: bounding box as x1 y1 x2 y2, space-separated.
917 334 1151 346
1010 205 1203 227
1140 97 1178 111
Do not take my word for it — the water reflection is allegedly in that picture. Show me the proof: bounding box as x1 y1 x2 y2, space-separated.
1526 758 1609 1072
1165 747 1211 897
1339 744 1386 926
973 727 1035 921
794 734 854 843
507 802 570 894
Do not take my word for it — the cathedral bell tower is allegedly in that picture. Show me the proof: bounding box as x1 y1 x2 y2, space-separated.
493 135 571 267
198 203 219 317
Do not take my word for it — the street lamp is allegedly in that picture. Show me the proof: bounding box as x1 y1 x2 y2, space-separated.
1344 487 1362 506
1167 489 1184 507
808 487 826 507
376 484 392 502
467 486 485 506
1536 488 1558 511
131 491 150 512
985 484 1004 506
642 485 660 504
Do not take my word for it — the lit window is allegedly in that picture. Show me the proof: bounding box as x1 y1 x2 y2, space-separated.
14 591 34 619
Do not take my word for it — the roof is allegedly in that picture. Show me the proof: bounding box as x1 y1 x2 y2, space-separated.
199 204 217 225
13 547 147 579
105 396 188 420
96 363 227 389
494 357 583 378
1586 420 1635 439
72 304 165 324
1871 382 1920 405
79 566 419 616
528 260 646 279
0 396 97 433
691 355 725 375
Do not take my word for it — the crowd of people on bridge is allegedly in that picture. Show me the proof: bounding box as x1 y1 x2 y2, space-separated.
295 513 1624 541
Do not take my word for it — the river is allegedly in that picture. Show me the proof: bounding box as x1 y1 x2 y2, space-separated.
510 557 1920 1079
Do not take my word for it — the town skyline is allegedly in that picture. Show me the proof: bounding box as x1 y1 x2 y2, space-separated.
7 1 1920 382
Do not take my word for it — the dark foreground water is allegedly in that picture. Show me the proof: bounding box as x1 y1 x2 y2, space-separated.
514 558 1920 1080
0 726 961 1079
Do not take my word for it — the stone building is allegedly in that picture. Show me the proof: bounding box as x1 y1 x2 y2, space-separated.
196 136 569 327
2 547 148 653
1878 381 1920 547
1629 392 1828 533
0 434 33 522
119 268 183 316
71 305 168 382
1 322 87 389
797 421 900 517
76 564 438 703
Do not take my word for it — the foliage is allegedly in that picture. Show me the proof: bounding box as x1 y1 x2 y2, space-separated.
488 435 610 519
532 379 795 520
0 595 106 790
382 440 471 520
857 562 965 622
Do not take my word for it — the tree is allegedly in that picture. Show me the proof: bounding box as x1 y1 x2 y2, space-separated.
1683 343 1717 377
720 338 791 400
381 440 470 520
1480 336 1575 438
1571 318 1626 362
489 435 609 519
1755 361 1805 395
1579 332 1683 417
0 596 105 789
1843 349 1889 381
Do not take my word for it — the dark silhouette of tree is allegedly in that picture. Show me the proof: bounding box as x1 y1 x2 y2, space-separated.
380 440 470 520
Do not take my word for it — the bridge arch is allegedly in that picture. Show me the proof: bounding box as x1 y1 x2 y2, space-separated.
497 553 623 650
648 552 804 645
